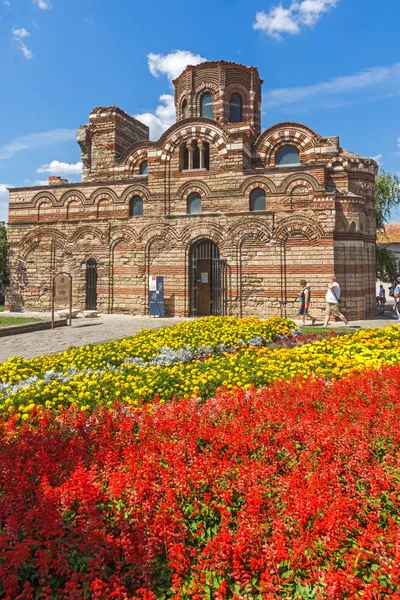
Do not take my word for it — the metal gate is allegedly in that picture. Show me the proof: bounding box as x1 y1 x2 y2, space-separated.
85 258 98 310
190 239 228 316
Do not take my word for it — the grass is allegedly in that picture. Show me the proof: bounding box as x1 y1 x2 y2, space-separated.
0 316 44 328
0 306 4 313
300 326 355 335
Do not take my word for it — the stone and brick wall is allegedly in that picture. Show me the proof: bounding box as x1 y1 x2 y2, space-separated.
6 60 377 320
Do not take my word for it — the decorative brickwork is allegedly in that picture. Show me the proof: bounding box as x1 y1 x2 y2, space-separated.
6 61 377 320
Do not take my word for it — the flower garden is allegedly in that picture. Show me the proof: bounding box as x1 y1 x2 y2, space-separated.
1 317 400 599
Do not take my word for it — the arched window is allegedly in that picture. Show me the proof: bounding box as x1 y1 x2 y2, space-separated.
200 93 213 119
250 188 266 211
275 145 300 166
188 192 202 214
180 141 210 171
182 99 189 119
229 94 242 123
129 195 143 217
139 161 148 175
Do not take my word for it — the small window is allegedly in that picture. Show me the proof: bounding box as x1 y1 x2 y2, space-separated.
129 196 143 217
250 188 266 211
275 145 300 166
229 94 242 123
193 145 200 169
200 93 213 119
139 161 148 175
182 99 189 119
188 192 202 214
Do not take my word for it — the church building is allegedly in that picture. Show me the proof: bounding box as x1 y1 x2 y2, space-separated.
6 60 377 319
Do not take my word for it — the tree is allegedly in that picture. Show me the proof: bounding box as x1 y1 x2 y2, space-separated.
0 223 9 296
375 170 400 282
376 246 400 282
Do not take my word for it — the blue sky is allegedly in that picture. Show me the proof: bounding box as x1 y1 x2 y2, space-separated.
1 0 399 223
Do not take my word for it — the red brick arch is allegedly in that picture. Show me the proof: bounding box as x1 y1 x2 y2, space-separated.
276 216 324 244
279 174 322 194
123 147 149 173
228 219 272 246
256 122 321 166
160 122 229 162
177 181 212 206
180 222 226 248
60 190 87 206
89 188 118 205
240 177 276 195
32 191 57 208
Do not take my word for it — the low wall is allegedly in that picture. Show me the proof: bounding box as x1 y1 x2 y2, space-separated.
0 319 68 338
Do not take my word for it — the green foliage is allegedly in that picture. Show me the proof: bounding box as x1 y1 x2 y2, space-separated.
376 246 400 283
0 223 8 293
375 170 400 281
375 170 400 234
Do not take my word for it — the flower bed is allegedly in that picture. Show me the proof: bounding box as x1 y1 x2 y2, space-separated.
0 316 295 386
1 324 400 418
1 367 400 599
1 317 400 598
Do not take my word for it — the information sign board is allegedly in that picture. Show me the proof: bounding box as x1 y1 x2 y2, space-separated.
54 274 71 303
51 272 73 328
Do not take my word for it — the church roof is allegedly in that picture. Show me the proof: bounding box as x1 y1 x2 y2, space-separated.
377 223 400 244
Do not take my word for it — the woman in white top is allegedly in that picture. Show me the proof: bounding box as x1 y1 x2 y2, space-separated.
323 275 349 327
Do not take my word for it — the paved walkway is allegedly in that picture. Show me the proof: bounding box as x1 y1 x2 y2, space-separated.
0 309 398 364
0 314 187 363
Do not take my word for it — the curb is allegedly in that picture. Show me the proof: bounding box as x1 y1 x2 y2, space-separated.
0 319 68 338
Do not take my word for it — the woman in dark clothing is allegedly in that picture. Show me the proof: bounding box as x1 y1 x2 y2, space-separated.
298 279 317 325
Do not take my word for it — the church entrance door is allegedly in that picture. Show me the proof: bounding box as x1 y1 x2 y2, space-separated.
85 258 98 310
190 239 227 316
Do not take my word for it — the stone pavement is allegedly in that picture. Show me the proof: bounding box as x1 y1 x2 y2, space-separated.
0 309 398 364
0 313 187 363
293 314 400 329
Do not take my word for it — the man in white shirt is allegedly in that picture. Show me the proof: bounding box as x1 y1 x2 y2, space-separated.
323 275 350 327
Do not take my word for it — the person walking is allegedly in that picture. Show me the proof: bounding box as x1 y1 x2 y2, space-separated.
323 275 349 327
394 282 400 322
378 284 386 307
297 279 317 325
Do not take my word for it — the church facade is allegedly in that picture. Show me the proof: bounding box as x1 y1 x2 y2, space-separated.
7 61 377 319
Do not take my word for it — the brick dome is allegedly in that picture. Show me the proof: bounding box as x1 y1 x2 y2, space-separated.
173 60 263 135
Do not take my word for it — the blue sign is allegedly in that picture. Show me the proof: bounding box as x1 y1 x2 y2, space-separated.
149 275 164 317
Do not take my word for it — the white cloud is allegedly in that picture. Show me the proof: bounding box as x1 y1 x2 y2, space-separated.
372 154 383 166
397 137 400 148
12 28 30 38
135 50 208 140
147 50 207 81
33 0 51 8
0 184 12 199
135 94 176 141
12 27 33 60
0 185 11 222
0 129 76 160
264 62 400 109
254 0 340 40
36 160 82 175
34 180 49 186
